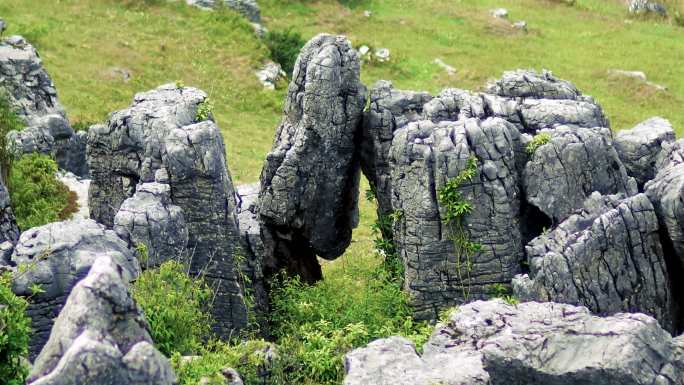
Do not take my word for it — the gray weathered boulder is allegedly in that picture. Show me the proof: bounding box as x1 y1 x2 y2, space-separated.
645 139 684 267
344 300 684 385
0 35 87 176
390 117 523 320
186 0 261 23
0 177 19 248
513 192 675 331
628 0 667 15
614 117 675 187
523 126 637 223
235 183 268 318
258 34 366 281
9 219 140 358
361 70 608 222
114 182 188 268
27 254 177 385
87 84 247 337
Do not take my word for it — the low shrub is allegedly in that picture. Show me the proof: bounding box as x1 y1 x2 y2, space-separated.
132 259 213 357
0 272 31 385
264 28 306 76
8 153 76 231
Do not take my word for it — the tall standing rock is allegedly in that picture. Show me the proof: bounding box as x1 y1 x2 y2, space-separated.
0 177 19 251
390 117 523 320
9 219 140 358
258 34 366 281
513 192 675 331
87 84 247 337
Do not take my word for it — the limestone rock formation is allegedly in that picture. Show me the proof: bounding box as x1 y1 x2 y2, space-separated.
9 219 140 358
235 183 268 318
361 70 608 221
614 117 675 187
258 34 366 281
186 0 261 22
27 255 177 385
114 182 188 268
645 139 684 268
87 84 247 337
344 300 684 385
390 117 523 320
0 177 19 248
513 192 675 331
628 0 668 15
0 35 87 176
523 126 637 222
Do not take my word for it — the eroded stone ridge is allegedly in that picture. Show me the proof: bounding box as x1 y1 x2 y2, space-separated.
345 300 684 385
513 192 675 331
27 255 176 385
615 117 675 187
9 219 140 358
258 34 366 281
0 36 87 176
390 117 523 320
0 177 19 248
523 126 637 223
114 182 189 268
87 84 247 337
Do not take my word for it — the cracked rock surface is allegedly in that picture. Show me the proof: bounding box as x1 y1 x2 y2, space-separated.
87 84 247 337
235 183 268 318
523 126 637 223
1 36 87 176
614 117 675 187
361 70 608 222
389 117 523 320
114 182 188 268
344 300 684 385
0 177 19 248
513 192 675 331
258 34 366 281
28 255 176 385
645 139 684 269
9 219 140 358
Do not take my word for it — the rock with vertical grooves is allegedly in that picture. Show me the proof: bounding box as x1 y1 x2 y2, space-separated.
9 219 140 359
360 81 432 220
344 300 684 385
87 84 247 338
258 34 366 281
0 36 87 176
389 117 523 320
235 183 268 319
0 177 19 250
512 192 675 332
645 139 684 268
523 126 637 223
361 70 608 223
27 255 177 385
614 117 675 187
114 182 188 268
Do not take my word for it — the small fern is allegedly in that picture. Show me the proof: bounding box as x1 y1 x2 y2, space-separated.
526 132 552 155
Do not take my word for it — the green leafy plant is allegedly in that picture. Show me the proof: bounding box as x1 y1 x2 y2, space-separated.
438 156 481 300
196 98 214 122
0 91 23 184
264 28 306 76
526 132 552 155
8 153 76 231
0 272 31 385
489 283 519 305
132 259 213 356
